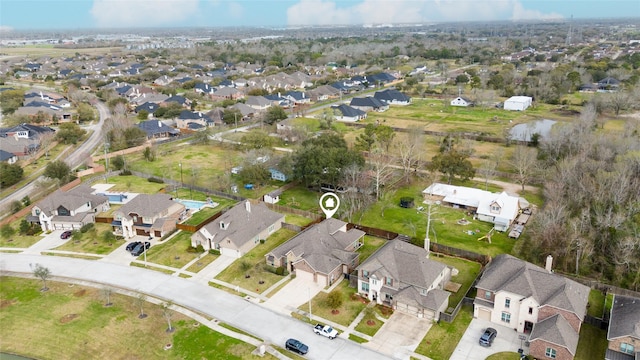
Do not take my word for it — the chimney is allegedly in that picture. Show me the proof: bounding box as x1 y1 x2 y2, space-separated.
158 120 162 127
245 200 251 213
545 255 553 273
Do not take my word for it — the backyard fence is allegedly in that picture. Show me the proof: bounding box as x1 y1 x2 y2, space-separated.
176 209 225 232
584 314 608 330
440 297 474 323
263 202 322 221
430 243 492 265
348 223 398 240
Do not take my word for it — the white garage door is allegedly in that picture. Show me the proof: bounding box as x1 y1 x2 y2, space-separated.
397 302 419 316
221 247 240 258
296 269 315 283
478 308 491 321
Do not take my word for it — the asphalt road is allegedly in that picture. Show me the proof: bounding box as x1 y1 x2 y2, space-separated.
0 253 394 360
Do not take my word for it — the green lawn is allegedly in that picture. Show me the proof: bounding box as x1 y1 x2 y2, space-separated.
354 308 385 336
95 175 167 193
0 225 44 248
0 277 275 360
183 207 220 226
486 353 523 360
358 236 387 262
587 289 606 318
279 185 323 213
415 304 473 360
302 280 367 327
144 230 200 269
284 213 315 227
54 223 121 255
430 254 482 309
185 253 219 273
575 323 608 360
358 180 516 257
216 228 297 292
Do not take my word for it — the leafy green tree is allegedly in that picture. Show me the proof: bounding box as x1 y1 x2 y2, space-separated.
238 164 270 185
326 290 343 310
44 160 72 183
77 103 95 122
55 122 86 144
111 155 125 170
137 110 149 120
0 224 15 239
19 219 30 234
0 89 25 115
10 200 23 214
143 146 156 162
241 130 275 149
101 230 116 243
33 264 51 291
375 125 395 152
293 133 364 187
429 148 475 184
355 123 377 151
192 128 212 145
0 162 24 188
123 127 147 148
264 106 287 125
222 108 242 125
455 74 469 84
21 196 30 207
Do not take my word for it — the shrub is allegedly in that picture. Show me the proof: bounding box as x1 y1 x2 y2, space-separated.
80 223 94 233
186 246 199 253
10 200 23 214
196 244 205 253
240 260 252 272
0 224 15 239
326 290 343 309
209 249 220 255
101 230 116 242
259 239 265 244
148 177 164 184
275 266 285 276
120 170 132 176
19 219 30 235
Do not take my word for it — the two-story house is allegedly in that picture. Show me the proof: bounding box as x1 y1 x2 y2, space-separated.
474 254 589 360
31 185 110 232
265 218 364 287
606 295 640 360
191 201 284 258
356 240 451 321
112 194 185 239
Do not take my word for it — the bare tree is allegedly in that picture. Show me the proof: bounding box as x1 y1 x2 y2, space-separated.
135 294 148 319
32 263 51 292
102 287 113 307
161 301 175 333
510 145 538 191
340 163 370 222
395 125 424 181
367 147 395 201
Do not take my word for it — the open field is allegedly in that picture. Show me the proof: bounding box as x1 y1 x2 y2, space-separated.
216 228 297 292
0 277 274 360
0 46 124 57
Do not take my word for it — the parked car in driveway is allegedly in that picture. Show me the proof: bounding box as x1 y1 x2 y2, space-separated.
131 244 145 256
126 241 141 252
285 338 308 355
479 327 497 347
60 230 73 239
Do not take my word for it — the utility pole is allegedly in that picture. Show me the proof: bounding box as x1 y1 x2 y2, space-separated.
424 201 440 258
104 139 110 183
179 162 184 198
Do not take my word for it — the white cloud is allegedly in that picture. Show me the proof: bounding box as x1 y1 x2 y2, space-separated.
90 0 200 28
0 26 14 33
286 0 564 26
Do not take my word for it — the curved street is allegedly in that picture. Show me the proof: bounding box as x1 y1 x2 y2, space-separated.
0 253 394 360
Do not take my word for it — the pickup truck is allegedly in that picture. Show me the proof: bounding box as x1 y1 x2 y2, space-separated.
313 324 338 339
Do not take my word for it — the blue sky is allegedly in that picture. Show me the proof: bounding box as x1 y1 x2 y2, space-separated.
1 0 638 31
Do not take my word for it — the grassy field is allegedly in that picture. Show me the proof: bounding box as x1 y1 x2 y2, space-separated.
357 179 517 257
415 304 473 360
94 174 167 193
0 277 274 360
143 231 200 269
431 254 482 308
216 228 297 292
0 225 43 249
303 280 367 327
575 323 608 360
587 289 606 318
358 236 387 262
278 185 323 213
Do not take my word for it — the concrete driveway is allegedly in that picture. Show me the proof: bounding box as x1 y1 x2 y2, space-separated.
450 318 528 360
100 235 159 265
22 229 69 254
367 312 433 359
263 276 325 315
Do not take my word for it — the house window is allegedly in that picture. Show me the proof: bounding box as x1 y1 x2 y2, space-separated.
35 209 40 215
361 282 369 292
529 307 533 315
501 312 511 323
362 270 369 278
371 279 377 286
620 343 634 354
505 298 510 308
385 293 393 301
268 224 275 233
386 277 393 286
485 291 491 300
545 347 556 359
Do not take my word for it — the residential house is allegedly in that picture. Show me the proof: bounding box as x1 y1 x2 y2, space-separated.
374 89 411 105
246 96 273 111
284 91 311 105
0 149 18 164
191 201 284 257
606 295 640 360
350 96 389 112
194 82 216 95
357 240 451 320
422 183 520 231
211 87 244 101
474 254 589 360
113 194 185 239
308 85 341 101
265 218 365 286
368 72 397 85
137 120 180 139
598 77 620 91
163 95 191 108
0 123 55 157
135 102 160 116
175 110 213 130
451 96 474 107
30 184 110 231
331 104 367 122
269 168 288 182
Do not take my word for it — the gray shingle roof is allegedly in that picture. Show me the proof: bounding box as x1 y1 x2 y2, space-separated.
396 286 450 312
34 184 108 215
530 314 580 355
608 295 640 340
117 194 181 219
269 218 364 273
200 201 283 249
357 240 447 290
476 254 589 320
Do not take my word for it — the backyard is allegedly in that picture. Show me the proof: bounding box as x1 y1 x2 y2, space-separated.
430 254 482 308
0 277 275 360
216 228 298 293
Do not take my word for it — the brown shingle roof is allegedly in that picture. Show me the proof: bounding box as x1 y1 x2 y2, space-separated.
530 314 580 355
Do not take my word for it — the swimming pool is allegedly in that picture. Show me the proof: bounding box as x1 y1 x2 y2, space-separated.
175 199 209 211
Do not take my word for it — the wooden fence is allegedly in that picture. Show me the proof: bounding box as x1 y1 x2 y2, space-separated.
263 202 322 221
349 223 398 240
176 209 225 232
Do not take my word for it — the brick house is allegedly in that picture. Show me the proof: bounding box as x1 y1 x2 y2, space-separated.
112 194 185 239
606 295 640 360
474 254 589 360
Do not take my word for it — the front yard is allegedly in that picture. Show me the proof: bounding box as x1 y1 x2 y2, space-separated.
143 230 200 269
302 280 368 327
216 228 297 293
54 223 120 255
415 304 473 359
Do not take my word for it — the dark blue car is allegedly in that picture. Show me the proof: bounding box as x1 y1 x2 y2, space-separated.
285 338 308 355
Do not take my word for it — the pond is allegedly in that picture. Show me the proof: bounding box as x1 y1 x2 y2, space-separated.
509 119 557 142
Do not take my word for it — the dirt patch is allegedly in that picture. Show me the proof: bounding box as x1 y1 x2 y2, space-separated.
60 314 79 324
444 281 462 293
331 309 340 315
74 289 86 297
551 108 581 116
366 320 376 326
0 299 16 309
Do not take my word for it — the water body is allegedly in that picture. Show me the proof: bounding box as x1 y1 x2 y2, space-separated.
509 119 557 142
